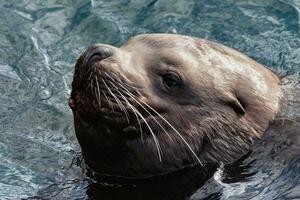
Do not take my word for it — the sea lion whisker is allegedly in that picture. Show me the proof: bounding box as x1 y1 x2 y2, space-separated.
108 79 174 143
106 72 128 86
102 79 130 124
85 83 92 95
107 79 144 141
115 81 203 166
120 93 144 141
124 89 174 142
131 103 163 162
89 78 96 97
88 71 93 80
104 72 138 97
127 100 144 142
105 78 163 161
141 102 204 166
102 79 128 118
95 76 102 106
90 77 94 89
102 86 115 111
90 79 98 104
105 79 163 161
94 88 99 107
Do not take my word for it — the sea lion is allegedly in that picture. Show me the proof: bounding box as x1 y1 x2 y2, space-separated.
69 34 282 178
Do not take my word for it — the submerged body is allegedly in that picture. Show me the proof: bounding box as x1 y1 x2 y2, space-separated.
69 34 282 178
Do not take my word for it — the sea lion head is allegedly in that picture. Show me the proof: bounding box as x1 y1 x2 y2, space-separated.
69 34 281 178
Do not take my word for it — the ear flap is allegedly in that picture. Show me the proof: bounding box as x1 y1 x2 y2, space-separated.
225 93 245 115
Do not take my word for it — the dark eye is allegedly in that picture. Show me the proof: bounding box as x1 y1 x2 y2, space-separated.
162 73 182 89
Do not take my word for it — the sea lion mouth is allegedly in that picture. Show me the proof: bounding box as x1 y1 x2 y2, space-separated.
72 44 156 138
71 63 159 139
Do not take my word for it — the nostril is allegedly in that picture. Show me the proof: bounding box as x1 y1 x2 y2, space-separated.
84 46 113 67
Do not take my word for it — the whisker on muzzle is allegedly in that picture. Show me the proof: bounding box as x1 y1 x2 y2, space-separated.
113 80 203 167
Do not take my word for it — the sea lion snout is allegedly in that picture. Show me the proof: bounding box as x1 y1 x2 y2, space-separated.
83 44 114 68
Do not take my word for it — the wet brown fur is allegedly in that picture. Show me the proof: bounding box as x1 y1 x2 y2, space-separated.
70 34 282 177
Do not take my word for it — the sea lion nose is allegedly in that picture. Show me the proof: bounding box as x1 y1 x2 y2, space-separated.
84 45 113 67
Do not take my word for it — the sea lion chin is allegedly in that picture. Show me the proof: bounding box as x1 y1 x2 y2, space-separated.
69 34 282 178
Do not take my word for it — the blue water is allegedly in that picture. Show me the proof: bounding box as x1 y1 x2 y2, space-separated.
0 0 299 199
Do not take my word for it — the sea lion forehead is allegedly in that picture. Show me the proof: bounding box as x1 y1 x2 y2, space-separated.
121 34 203 68
122 34 200 53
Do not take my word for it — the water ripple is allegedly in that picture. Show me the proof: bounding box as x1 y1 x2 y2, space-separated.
0 0 299 199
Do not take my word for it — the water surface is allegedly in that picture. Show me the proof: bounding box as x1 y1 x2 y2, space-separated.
0 0 299 199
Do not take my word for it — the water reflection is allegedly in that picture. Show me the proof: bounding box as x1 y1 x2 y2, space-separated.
0 0 299 199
